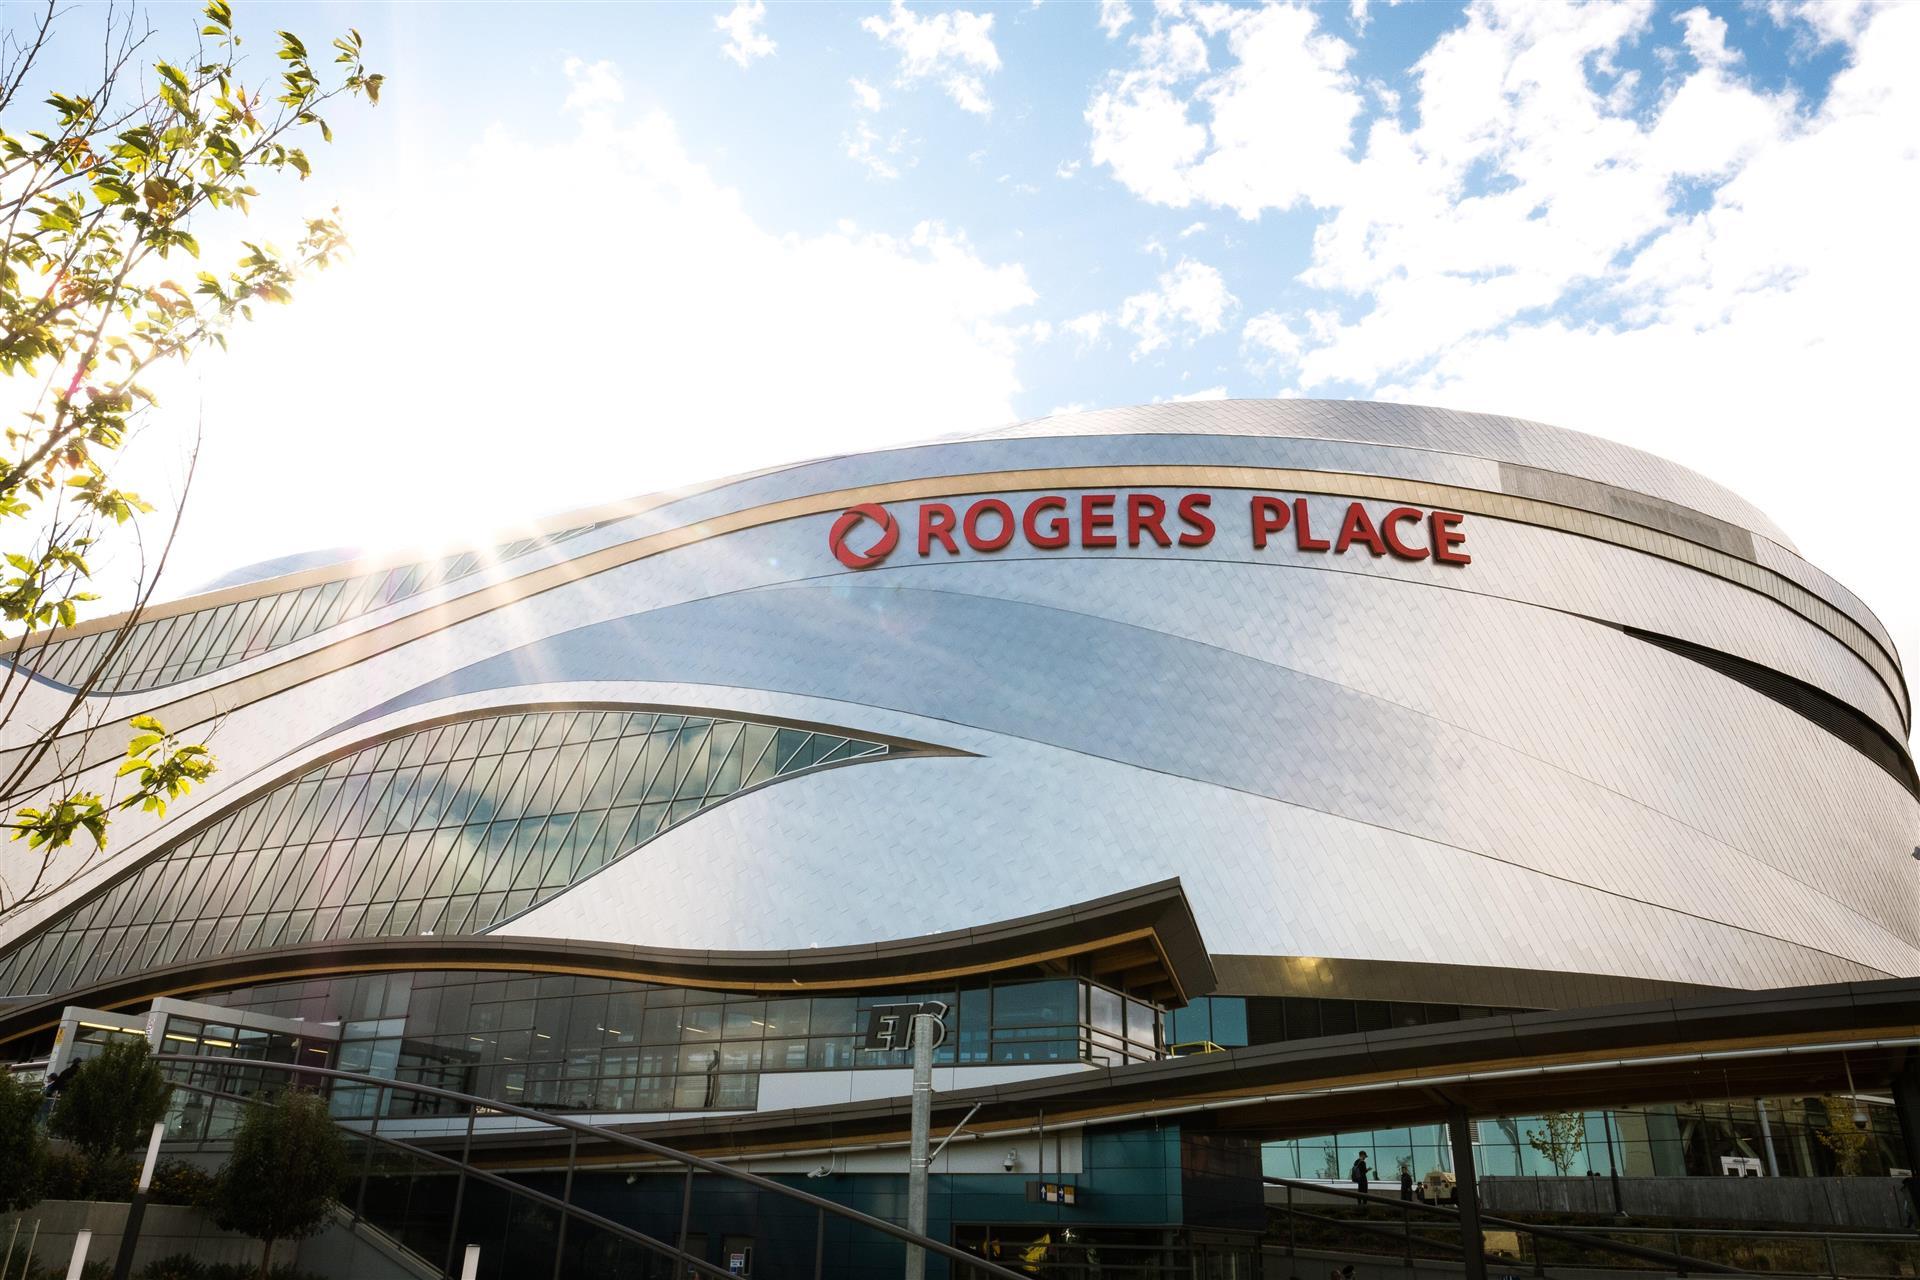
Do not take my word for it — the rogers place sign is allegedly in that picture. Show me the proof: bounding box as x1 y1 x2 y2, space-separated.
828 492 1469 571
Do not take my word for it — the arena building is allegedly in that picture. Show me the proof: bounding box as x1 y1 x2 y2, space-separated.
1 400 1916 1276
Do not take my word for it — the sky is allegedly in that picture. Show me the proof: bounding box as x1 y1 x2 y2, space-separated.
11 0 1920 676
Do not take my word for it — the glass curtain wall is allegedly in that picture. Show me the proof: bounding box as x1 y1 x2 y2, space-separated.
1262 1100 1911 1184
0 708 893 997
10 523 601 694
1166 994 1528 1051
180 968 1165 1121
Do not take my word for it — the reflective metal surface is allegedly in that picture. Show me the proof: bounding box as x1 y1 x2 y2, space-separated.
2 401 1912 1000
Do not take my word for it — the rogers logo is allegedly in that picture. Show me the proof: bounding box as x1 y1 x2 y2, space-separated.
827 491 1468 569
828 503 900 570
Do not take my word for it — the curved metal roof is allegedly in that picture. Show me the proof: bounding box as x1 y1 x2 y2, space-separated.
954 399 1797 550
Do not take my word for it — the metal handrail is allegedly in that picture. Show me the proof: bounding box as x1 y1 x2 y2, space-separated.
164 1073 741 1280
155 1053 1027 1279
1265 1175 1746 1274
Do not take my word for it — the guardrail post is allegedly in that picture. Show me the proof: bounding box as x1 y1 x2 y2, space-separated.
1404 1197 1414 1270
353 1086 383 1222
1447 1105 1488 1280
1824 1234 1838 1280
676 1166 695 1261
550 1130 577 1280
443 1106 477 1279
1286 1183 1295 1257
814 1206 826 1280
1673 1230 1686 1276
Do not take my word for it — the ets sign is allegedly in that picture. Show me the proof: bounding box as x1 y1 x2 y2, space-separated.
829 491 1469 570
861 1001 949 1052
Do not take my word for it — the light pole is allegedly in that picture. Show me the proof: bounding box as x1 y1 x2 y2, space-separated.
111 1121 167 1280
904 1011 937 1280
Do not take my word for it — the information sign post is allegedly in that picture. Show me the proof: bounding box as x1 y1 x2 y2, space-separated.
859 1002 948 1280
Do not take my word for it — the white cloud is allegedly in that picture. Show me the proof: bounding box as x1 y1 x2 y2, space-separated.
1063 311 1108 346
1764 0 1876 48
1055 158 1081 179
1178 220 1207 237
129 60 1036 593
716 0 776 67
1115 258 1236 356
1241 310 1303 372
561 57 623 114
850 77 884 112
862 0 1002 116
1099 0 1133 40
1085 0 1920 668
1087 4 1362 217
845 121 909 180
1159 385 1228 402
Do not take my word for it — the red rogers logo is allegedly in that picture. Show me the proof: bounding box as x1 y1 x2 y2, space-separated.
828 503 901 569
828 491 1469 570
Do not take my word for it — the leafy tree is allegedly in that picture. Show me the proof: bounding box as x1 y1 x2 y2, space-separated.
1525 1110 1586 1176
0 0 380 916
211 1091 349 1280
0 1067 47 1209
49 1037 171 1163
1815 1095 1871 1176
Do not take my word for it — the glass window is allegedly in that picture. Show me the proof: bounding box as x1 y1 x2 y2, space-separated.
0 709 893 998
1126 998 1158 1047
1208 997 1248 1048
992 980 1078 1029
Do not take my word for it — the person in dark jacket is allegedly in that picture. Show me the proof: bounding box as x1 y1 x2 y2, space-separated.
1351 1151 1370 1196
1400 1164 1415 1201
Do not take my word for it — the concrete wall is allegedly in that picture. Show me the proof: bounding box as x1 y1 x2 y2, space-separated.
1479 1175 1915 1230
0 1201 429 1278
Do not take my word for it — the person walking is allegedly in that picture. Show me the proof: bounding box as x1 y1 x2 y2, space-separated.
37 1062 72 1124
1351 1150 1371 1197
1400 1163 1415 1202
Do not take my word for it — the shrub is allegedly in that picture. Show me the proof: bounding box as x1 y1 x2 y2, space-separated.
210 1091 348 1280
135 1263 324 1280
49 1041 171 1164
17 1261 110 1280
0 1069 46 1210
148 1157 219 1207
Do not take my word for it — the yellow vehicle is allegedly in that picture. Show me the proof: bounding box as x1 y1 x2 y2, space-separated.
1166 1040 1226 1057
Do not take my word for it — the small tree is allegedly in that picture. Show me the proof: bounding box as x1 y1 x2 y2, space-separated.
0 1069 47 1210
0 0 381 916
49 1037 171 1164
212 1090 349 1279
1815 1096 1871 1176
1525 1110 1586 1176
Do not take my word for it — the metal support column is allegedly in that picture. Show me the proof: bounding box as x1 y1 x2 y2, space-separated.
905 1011 936 1280
1891 1051 1920 1227
1602 1109 1625 1217
1447 1104 1488 1280
1756 1099 1781 1178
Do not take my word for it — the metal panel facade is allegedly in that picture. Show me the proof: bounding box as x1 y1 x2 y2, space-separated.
1 401 1914 1001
